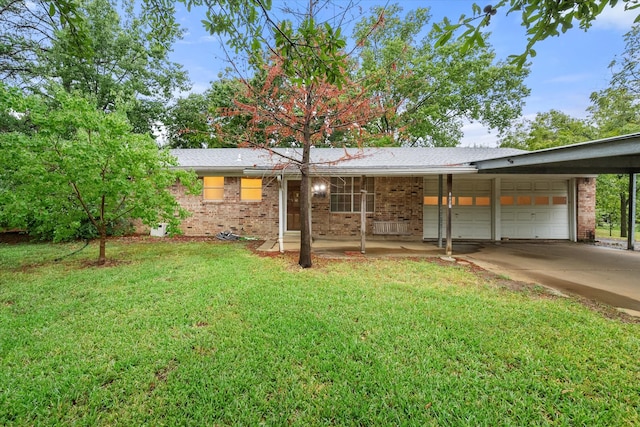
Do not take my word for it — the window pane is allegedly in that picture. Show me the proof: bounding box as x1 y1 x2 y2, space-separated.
203 176 224 200
331 194 351 212
203 176 224 187
500 196 514 205
423 196 439 205
517 196 531 205
241 178 262 201
458 196 473 206
366 194 375 212
552 196 567 205
476 196 491 206
535 196 549 205
242 188 262 200
204 188 224 200
330 177 374 212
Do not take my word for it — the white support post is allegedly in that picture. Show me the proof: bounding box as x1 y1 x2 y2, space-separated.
446 174 453 256
360 175 367 254
278 176 284 253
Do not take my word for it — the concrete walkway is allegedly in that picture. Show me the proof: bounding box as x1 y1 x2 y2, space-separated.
259 238 640 316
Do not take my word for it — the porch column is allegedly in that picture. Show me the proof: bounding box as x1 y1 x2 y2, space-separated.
628 173 636 251
438 174 443 248
360 175 367 254
278 175 285 253
446 174 453 256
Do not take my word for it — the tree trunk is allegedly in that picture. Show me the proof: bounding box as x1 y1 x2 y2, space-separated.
298 143 312 268
98 228 107 266
621 193 628 238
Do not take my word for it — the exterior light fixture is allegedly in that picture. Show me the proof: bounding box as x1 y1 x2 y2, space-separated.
312 182 327 198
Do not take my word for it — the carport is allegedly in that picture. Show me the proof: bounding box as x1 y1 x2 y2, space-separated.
472 133 640 250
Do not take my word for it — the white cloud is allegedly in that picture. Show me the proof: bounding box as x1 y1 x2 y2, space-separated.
460 121 499 147
593 4 637 32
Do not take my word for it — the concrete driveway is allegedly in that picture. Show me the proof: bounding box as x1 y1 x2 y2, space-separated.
461 242 640 316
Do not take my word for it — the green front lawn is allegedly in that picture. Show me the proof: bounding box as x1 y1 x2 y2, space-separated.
1 240 638 425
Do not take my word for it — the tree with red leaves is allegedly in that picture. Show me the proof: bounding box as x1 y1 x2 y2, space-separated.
222 23 383 268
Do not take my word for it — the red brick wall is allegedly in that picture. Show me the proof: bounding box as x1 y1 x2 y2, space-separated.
172 176 425 240
172 177 279 237
310 176 423 239
576 177 596 241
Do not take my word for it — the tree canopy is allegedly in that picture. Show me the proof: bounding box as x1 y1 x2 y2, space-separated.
437 0 640 67
1 0 188 134
499 110 596 150
355 4 529 147
0 85 199 264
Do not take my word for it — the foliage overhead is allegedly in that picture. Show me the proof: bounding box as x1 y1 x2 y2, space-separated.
225 57 380 151
436 0 640 67
0 0 188 134
609 25 640 97
0 85 199 264
355 4 530 147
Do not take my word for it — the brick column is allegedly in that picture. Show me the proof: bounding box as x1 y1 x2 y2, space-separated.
576 177 596 241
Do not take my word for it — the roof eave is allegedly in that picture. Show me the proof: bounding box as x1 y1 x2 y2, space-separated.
243 166 478 177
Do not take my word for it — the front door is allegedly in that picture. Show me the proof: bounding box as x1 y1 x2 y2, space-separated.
287 180 301 231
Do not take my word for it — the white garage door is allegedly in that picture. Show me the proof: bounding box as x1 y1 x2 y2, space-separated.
501 179 569 239
423 178 492 239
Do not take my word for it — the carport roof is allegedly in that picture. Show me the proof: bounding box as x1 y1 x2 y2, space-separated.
472 133 640 174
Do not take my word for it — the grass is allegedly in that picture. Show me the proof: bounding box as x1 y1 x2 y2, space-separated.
596 227 640 240
1 239 639 425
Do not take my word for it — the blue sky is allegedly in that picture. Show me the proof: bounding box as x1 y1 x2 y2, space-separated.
168 1 636 147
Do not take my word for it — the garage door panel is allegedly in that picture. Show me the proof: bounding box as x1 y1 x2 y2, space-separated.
423 178 492 239
516 212 534 221
501 179 569 240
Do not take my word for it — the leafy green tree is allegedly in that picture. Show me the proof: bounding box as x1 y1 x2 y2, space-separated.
588 87 640 236
355 4 530 147
0 0 86 84
609 24 640 96
1 0 187 134
437 0 640 67
0 85 199 265
166 79 246 148
499 110 596 150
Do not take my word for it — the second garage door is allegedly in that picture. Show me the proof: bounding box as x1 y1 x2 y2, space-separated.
500 179 569 239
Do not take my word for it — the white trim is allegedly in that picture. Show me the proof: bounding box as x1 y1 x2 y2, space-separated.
492 178 501 241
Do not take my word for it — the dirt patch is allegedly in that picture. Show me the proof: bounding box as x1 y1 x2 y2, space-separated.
0 231 32 244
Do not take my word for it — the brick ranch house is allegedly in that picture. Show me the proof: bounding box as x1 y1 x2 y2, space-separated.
167 147 596 245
